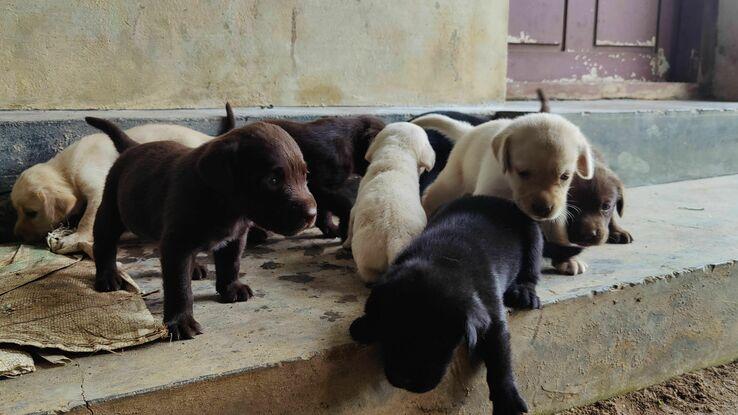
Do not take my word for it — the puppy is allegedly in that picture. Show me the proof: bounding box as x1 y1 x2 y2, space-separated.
86 117 316 339
540 151 633 274
262 116 385 240
10 104 235 257
345 122 435 283
350 196 542 414
412 111 594 222
409 111 492 194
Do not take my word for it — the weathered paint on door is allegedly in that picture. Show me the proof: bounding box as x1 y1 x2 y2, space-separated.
508 0 677 83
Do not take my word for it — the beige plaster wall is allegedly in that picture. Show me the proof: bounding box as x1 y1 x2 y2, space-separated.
0 0 508 109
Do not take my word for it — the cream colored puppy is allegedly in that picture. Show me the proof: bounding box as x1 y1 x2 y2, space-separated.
346 122 435 283
11 124 214 257
412 113 594 221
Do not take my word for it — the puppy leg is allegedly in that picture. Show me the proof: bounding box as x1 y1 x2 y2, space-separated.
213 227 253 303
52 192 100 257
160 237 202 340
478 311 528 414
607 215 633 244
313 189 354 241
422 173 463 218
342 208 356 249
93 190 125 292
504 223 542 309
246 226 269 247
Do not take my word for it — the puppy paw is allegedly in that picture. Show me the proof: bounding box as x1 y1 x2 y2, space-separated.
607 229 633 244
317 224 340 239
491 382 528 415
191 263 208 280
95 269 125 292
165 313 203 340
218 280 254 303
503 284 541 310
49 233 85 255
554 258 587 275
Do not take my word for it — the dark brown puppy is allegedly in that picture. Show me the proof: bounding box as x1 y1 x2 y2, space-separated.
86 117 317 339
262 116 385 240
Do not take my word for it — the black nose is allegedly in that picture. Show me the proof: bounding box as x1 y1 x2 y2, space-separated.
531 201 553 217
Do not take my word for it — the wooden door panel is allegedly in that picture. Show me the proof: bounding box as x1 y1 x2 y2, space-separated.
595 0 659 47
508 0 679 84
508 0 566 45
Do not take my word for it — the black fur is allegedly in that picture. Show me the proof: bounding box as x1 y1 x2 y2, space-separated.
350 196 542 415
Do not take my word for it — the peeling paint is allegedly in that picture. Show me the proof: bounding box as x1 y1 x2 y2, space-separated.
507 31 539 44
650 47 671 78
597 36 656 48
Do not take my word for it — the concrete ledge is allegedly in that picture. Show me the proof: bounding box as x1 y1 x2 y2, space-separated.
3 100 738 193
1 175 737 414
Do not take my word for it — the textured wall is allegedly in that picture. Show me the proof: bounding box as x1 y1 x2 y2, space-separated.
0 0 508 109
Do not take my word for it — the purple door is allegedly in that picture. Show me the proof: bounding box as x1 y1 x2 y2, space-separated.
508 0 680 93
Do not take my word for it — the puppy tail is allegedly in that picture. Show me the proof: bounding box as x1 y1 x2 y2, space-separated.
411 114 472 143
85 117 138 153
219 102 238 135
536 88 550 113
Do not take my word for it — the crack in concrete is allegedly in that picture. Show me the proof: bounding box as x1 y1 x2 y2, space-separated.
77 362 94 415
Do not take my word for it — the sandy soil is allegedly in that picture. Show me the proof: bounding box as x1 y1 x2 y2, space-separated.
560 361 738 415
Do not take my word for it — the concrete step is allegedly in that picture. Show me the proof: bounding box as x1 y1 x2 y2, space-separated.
1 174 736 415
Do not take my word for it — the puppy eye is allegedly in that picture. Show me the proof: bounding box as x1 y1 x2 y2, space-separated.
24 209 38 219
269 176 281 186
601 202 611 211
560 172 571 181
518 170 531 179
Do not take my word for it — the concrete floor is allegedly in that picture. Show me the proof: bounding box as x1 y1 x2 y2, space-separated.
1 175 737 414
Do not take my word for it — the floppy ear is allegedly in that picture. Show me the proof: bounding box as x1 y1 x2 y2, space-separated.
616 180 625 217
364 133 384 162
576 138 595 179
491 130 512 173
39 189 76 224
349 315 378 344
465 294 491 350
196 139 238 194
417 140 436 173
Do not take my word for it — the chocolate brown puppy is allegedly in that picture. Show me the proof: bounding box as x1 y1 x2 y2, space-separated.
86 117 316 340
541 152 633 274
263 116 385 240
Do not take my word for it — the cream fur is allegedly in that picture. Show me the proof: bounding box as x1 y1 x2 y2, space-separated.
413 113 593 221
11 124 213 257
346 122 435 283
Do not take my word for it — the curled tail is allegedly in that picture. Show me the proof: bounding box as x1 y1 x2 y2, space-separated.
411 114 473 143
85 117 138 153
536 88 550 113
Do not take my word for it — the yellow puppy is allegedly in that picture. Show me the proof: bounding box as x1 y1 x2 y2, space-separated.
412 113 594 221
11 124 215 256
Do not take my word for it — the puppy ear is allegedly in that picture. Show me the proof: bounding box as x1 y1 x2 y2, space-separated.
491 130 512 173
196 139 238 194
418 140 436 173
616 179 625 217
349 315 378 344
53 191 77 222
465 294 491 349
364 131 384 162
576 139 595 180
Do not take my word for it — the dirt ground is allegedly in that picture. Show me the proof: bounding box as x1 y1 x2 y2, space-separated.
560 361 738 414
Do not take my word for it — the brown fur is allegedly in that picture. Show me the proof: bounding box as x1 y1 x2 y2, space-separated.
86 118 316 340
262 116 385 239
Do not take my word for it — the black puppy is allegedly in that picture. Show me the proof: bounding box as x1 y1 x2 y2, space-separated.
86 117 317 339
350 196 541 415
409 111 492 194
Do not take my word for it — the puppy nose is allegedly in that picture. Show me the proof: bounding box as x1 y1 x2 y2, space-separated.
531 201 553 217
